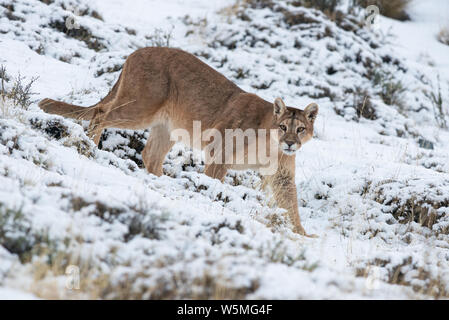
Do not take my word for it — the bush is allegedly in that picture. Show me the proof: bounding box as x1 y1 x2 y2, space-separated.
437 26 449 46
0 65 38 110
145 28 173 47
357 256 449 298
297 0 341 15
48 20 106 52
352 87 377 120
0 205 33 258
354 0 410 21
372 69 405 108
242 0 344 20
423 75 448 129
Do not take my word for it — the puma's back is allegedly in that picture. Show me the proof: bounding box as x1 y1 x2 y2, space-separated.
122 48 245 124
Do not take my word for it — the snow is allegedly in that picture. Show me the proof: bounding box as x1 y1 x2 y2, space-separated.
0 288 38 300
379 0 449 80
0 0 448 299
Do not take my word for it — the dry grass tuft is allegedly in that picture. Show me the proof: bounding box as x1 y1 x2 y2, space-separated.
355 0 411 21
423 75 448 129
352 87 377 120
29 249 110 299
437 26 449 46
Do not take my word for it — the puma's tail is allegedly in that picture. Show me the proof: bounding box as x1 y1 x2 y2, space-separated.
38 98 96 120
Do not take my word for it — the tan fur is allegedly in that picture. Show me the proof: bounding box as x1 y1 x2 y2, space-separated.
39 47 319 237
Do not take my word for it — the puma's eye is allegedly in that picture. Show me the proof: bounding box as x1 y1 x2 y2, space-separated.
279 125 287 131
297 127 305 134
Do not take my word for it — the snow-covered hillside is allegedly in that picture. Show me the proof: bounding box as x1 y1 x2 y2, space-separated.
0 0 448 299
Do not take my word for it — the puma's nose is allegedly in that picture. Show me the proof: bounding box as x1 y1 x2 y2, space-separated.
285 141 295 147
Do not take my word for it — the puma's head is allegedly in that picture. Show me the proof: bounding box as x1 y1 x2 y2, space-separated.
273 97 318 156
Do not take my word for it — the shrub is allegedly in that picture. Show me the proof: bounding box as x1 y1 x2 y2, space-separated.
423 75 448 129
352 87 377 120
354 0 410 21
296 0 341 15
372 69 405 108
0 65 38 110
239 0 345 21
437 26 449 46
372 181 449 236
145 28 173 47
48 19 106 52
99 129 148 168
357 256 449 298
0 205 33 258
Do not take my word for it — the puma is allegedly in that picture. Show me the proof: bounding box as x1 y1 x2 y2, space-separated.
39 47 319 237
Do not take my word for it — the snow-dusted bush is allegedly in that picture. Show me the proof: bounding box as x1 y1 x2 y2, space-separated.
437 26 449 46
371 69 405 109
423 76 448 129
99 129 148 168
371 179 449 236
356 255 448 298
0 66 38 110
354 0 411 21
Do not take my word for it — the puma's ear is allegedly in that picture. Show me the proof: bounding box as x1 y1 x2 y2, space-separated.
304 102 318 122
273 97 286 116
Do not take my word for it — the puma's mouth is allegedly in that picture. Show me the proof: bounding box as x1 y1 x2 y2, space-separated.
282 148 296 155
281 142 297 155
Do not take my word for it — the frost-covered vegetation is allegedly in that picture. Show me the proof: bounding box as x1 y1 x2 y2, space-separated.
438 26 449 46
0 0 449 299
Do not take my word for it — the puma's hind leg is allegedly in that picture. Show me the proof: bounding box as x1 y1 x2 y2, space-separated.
142 124 174 176
204 163 230 182
203 143 230 181
86 99 132 146
87 116 104 146
86 105 109 146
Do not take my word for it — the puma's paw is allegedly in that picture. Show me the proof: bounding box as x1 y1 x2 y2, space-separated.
293 226 319 238
304 233 319 238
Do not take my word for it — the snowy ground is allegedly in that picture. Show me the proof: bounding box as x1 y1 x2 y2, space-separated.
0 0 448 299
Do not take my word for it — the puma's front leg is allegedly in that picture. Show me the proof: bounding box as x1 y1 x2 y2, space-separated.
268 156 316 237
280 184 317 237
